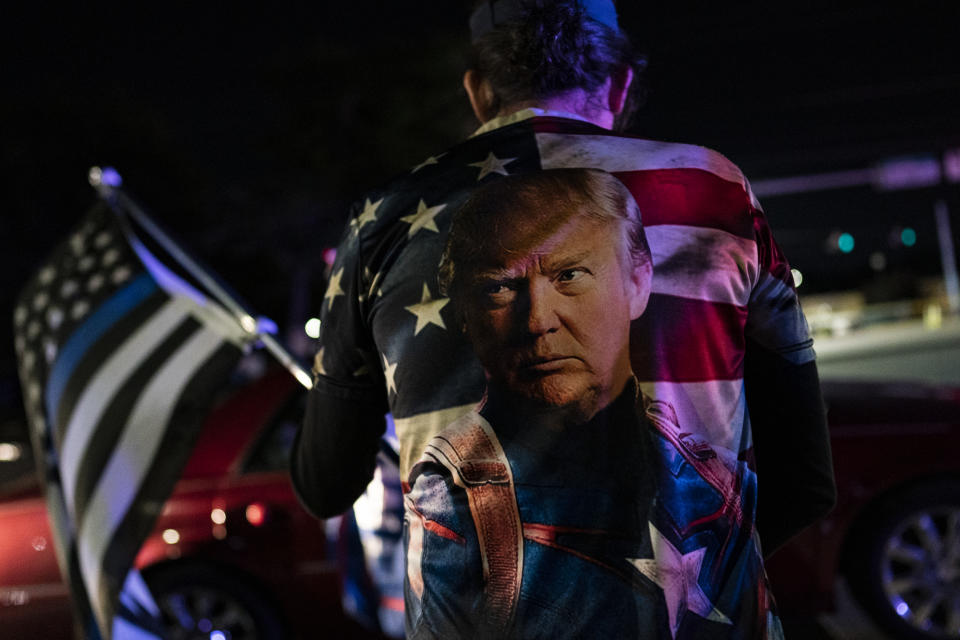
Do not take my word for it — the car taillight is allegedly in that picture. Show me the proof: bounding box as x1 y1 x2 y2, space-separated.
245 502 267 527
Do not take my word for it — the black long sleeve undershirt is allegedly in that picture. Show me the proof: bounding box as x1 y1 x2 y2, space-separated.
745 337 836 556
290 385 387 519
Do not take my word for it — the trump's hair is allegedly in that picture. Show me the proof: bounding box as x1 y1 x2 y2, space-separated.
438 168 650 303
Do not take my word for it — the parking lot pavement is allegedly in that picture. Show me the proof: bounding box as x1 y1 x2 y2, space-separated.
780 578 893 640
815 579 892 640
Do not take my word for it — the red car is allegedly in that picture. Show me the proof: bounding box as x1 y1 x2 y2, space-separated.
768 379 960 640
0 368 359 639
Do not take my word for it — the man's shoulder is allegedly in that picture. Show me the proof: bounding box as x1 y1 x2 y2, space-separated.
353 123 543 232
538 126 752 191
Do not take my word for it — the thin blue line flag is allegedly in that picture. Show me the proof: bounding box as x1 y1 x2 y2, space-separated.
13 196 255 639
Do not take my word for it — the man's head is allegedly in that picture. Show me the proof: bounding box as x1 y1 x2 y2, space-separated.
464 0 646 130
440 169 651 420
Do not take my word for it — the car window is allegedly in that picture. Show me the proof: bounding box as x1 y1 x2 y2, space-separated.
0 440 38 497
241 389 305 474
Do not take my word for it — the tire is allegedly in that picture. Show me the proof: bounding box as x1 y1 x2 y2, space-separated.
846 482 960 640
143 563 289 640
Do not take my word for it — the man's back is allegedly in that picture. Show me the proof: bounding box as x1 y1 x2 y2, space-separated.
308 110 809 478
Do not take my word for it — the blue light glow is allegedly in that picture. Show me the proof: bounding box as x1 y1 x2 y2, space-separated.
901 227 917 246
210 631 227 640
838 233 855 253
896 602 909 617
101 167 123 187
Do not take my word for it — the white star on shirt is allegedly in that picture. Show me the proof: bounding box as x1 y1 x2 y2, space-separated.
400 199 446 238
411 153 445 173
355 197 383 233
469 152 516 181
629 523 732 638
382 353 398 396
404 284 449 335
324 268 345 310
313 347 326 376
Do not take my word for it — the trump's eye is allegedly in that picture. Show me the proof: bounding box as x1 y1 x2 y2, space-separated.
481 281 513 295
477 279 518 305
556 268 587 283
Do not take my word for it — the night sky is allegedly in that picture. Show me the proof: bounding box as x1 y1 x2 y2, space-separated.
3 2 959 426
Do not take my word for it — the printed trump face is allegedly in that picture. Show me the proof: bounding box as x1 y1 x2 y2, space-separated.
460 205 649 419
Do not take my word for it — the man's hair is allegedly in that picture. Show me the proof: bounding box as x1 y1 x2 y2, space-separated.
468 0 647 129
438 168 650 303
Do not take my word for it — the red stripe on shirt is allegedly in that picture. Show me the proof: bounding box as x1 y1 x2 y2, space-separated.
423 518 466 544
752 213 796 287
631 294 747 382
522 523 623 574
614 169 756 240
407 498 467 544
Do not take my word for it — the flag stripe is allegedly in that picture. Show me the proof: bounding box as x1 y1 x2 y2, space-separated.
637 379 748 453
534 132 748 192
100 341 241 628
43 483 75 596
70 318 200 525
109 570 164 639
612 169 758 239
118 569 161 618
630 294 747 382
45 274 158 422
77 326 226 632
59 298 193 521
52 289 169 450
111 617 162 640
646 225 759 307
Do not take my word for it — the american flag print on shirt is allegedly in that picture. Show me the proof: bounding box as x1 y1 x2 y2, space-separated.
314 111 809 638
314 111 812 476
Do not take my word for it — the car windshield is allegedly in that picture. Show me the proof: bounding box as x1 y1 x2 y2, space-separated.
0 436 38 498
241 389 304 475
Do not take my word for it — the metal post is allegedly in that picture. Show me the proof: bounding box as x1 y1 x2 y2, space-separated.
935 199 960 315
89 167 314 389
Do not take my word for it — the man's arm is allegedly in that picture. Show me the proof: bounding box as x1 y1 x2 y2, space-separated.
291 384 387 519
289 197 389 519
744 211 836 556
745 338 836 556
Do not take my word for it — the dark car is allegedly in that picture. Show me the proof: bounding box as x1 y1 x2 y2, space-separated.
767 379 960 640
0 368 354 639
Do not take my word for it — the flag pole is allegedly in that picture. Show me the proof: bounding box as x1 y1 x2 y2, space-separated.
88 167 314 390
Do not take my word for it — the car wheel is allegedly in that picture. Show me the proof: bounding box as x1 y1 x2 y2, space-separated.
847 482 960 640
144 563 288 640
